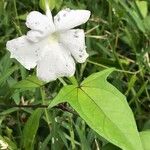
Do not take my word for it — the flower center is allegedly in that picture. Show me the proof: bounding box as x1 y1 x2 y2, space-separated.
48 32 59 44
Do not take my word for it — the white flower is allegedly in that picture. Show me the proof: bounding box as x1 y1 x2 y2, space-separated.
6 8 91 82
0 140 8 150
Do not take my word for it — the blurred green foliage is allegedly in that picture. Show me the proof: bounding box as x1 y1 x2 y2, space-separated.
0 0 149 149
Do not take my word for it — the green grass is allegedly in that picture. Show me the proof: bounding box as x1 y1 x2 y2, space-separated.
0 0 150 149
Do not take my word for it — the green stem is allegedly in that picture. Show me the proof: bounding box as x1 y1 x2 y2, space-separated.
69 116 76 150
68 76 78 86
13 0 22 35
40 87 51 131
58 77 67 86
87 60 140 75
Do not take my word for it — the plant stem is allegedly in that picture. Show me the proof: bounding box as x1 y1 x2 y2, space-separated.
68 76 78 86
69 116 76 150
58 77 67 86
40 86 51 131
13 0 22 35
87 60 140 75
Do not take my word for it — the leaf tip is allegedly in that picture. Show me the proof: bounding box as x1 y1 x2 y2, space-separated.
103 67 116 79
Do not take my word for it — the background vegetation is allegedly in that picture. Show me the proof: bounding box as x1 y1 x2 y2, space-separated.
0 0 149 149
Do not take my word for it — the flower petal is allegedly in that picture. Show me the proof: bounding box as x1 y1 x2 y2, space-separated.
26 11 55 42
59 29 89 63
6 35 47 70
54 9 91 31
36 42 75 82
26 11 55 32
26 30 42 42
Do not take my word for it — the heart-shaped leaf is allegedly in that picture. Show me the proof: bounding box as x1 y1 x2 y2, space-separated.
49 68 143 150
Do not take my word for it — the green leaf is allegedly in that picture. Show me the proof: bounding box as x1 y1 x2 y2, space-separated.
136 1 148 18
39 0 56 11
143 15 150 32
49 68 143 150
0 65 18 86
0 1 4 17
130 10 145 33
0 108 19 115
111 0 146 33
125 75 137 95
140 130 150 150
55 0 63 10
49 85 77 107
12 75 44 89
22 109 43 150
